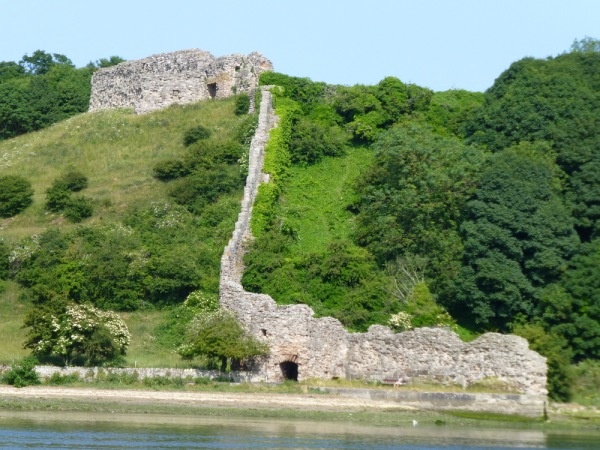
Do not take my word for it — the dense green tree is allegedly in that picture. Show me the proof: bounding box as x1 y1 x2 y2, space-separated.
0 61 25 83
178 309 268 371
289 118 346 166
513 323 574 402
23 301 130 366
426 90 484 137
352 122 487 294
259 72 329 115
20 50 73 75
558 239 600 360
87 56 125 69
0 50 117 139
0 175 34 217
450 143 579 330
465 49 600 241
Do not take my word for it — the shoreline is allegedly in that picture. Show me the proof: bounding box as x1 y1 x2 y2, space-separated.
0 385 598 431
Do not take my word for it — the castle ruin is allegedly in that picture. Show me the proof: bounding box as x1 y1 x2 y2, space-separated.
89 49 273 114
87 51 548 399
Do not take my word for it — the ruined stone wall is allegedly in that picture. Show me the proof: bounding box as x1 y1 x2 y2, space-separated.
220 88 548 396
89 50 273 114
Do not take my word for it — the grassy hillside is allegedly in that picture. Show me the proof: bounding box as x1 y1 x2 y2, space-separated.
1 99 242 241
0 97 249 366
279 147 373 254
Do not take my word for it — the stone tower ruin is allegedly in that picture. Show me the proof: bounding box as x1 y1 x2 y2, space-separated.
88 49 273 114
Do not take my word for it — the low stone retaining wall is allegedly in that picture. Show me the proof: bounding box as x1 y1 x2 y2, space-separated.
32 365 264 383
320 387 547 418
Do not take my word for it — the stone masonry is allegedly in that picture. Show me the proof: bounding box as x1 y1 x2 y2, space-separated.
89 49 273 114
220 87 548 396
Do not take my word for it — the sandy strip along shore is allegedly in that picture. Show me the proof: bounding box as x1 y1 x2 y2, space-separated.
0 386 414 412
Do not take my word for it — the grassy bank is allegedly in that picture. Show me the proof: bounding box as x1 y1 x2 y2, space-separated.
0 386 599 432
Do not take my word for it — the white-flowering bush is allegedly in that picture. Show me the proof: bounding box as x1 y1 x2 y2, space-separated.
183 290 218 312
388 311 414 332
26 303 130 366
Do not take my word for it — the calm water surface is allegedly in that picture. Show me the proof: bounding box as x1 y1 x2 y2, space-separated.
0 411 598 449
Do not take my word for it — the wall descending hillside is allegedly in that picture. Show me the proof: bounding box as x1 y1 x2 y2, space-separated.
220 88 548 398
89 49 273 114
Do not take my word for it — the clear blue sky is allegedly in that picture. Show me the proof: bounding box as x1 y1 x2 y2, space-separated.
1 0 598 92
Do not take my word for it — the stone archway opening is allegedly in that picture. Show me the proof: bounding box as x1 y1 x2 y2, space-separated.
207 83 217 99
280 361 298 381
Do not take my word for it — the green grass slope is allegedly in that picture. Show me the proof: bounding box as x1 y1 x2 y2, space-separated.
0 98 248 366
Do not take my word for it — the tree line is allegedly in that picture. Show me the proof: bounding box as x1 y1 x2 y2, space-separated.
0 50 123 139
242 38 600 400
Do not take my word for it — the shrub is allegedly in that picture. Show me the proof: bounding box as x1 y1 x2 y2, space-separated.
235 113 258 145
46 372 81 385
153 159 190 181
234 94 250 115
183 125 211 147
45 170 91 217
57 169 88 192
0 175 34 217
178 309 269 372
63 196 94 222
24 303 131 367
1 356 41 388
45 185 72 212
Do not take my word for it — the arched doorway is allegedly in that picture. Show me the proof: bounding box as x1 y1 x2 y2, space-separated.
280 361 298 381
207 83 217 99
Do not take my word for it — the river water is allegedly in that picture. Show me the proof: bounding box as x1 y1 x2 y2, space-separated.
0 411 598 449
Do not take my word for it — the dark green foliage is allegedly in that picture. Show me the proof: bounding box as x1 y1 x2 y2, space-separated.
83 327 123 367
20 50 73 75
259 72 329 114
464 50 600 241
0 175 34 217
289 118 346 166
334 84 386 143
87 56 125 69
153 137 245 214
0 51 94 139
558 239 600 360
63 196 94 222
178 309 269 371
46 372 81 385
56 169 88 192
45 171 93 222
45 184 72 212
183 125 211 147
426 90 484 137
0 61 25 82
234 93 250 115
243 234 394 331
234 113 258 145
13 196 231 310
168 165 243 214
1 356 41 388
451 144 578 330
352 122 487 297
513 323 574 401
155 292 217 349
153 158 190 181
0 241 9 280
